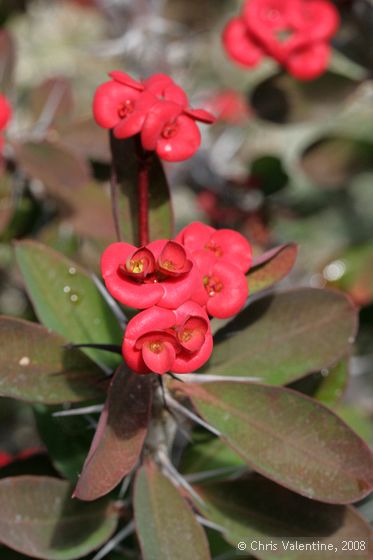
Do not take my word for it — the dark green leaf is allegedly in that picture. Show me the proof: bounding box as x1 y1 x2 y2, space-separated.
174 381 373 503
74 367 153 501
134 459 211 560
203 288 357 384
110 135 174 244
196 475 373 559
0 316 106 403
15 240 122 370
0 476 118 560
180 432 245 477
33 405 94 483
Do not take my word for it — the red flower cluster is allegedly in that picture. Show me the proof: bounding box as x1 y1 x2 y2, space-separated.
0 94 12 154
93 72 215 162
223 0 339 80
101 222 252 375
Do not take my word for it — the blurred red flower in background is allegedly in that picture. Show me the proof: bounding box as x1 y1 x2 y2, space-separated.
0 93 12 156
223 0 339 80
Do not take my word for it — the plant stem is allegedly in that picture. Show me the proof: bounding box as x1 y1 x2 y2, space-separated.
135 136 150 246
109 131 122 242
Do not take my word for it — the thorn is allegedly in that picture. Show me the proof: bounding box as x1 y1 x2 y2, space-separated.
91 274 127 329
64 342 122 355
171 373 260 384
167 371 184 382
165 394 221 437
157 450 206 508
195 515 225 534
91 521 135 560
53 405 104 417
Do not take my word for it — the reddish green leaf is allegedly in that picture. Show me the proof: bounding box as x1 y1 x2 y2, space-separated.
0 476 119 560
174 381 373 503
301 136 373 188
110 135 174 244
195 475 373 559
0 316 105 404
15 240 122 370
61 118 110 162
134 459 211 560
0 30 15 91
248 244 298 294
15 141 91 196
203 288 357 384
74 367 153 501
30 78 74 130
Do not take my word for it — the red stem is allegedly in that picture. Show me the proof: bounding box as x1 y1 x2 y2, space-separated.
135 137 150 246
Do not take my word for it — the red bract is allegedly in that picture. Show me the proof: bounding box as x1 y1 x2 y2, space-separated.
93 71 215 162
223 0 339 80
93 71 152 139
176 222 251 319
101 239 198 310
191 250 249 318
176 221 252 273
123 301 213 374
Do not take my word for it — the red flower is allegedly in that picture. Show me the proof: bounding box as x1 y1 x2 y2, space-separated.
143 73 189 107
223 0 339 80
223 17 264 68
176 221 252 273
93 71 155 139
123 301 213 374
0 94 12 131
101 239 198 310
93 71 215 162
175 222 251 319
190 250 248 318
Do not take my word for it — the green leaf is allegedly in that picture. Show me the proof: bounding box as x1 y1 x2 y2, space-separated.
323 242 373 307
110 135 174 244
0 317 106 404
73 367 153 501
248 244 298 295
314 361 349 407
33 405 94 483
14 240 122 370
0 476 119 560
203 288 357 384
196 475 373 559
134 459 211 560
174 381 373 503
335 405 373 444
